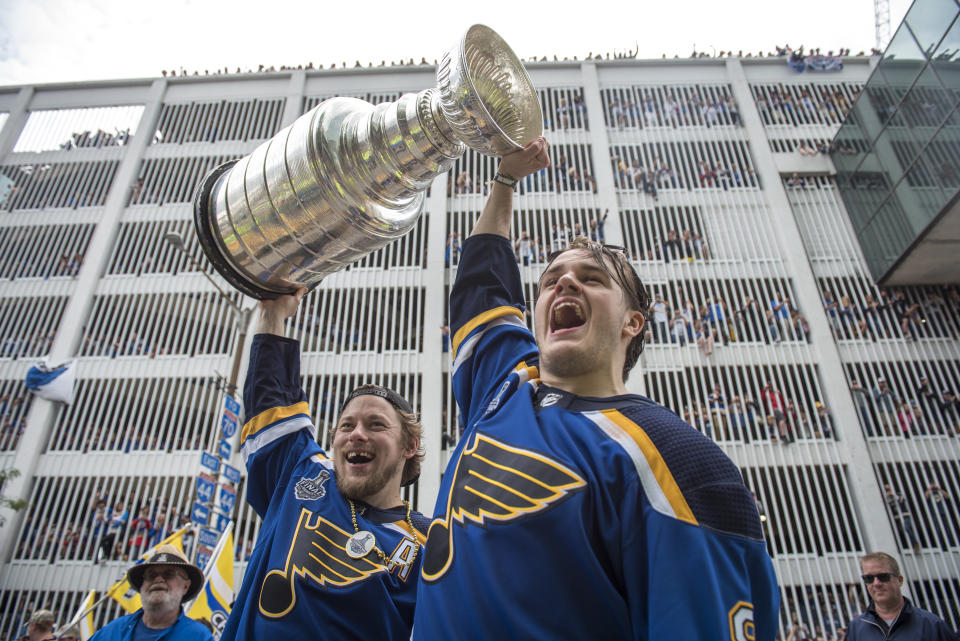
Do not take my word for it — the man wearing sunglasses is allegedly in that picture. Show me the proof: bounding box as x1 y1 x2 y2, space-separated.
413 138 779 640
846 552 956 639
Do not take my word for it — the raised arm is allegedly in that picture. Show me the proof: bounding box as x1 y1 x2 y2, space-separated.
241 286 316 516
471 137 550 238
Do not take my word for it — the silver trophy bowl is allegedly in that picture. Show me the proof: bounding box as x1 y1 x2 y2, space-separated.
193 24 542 299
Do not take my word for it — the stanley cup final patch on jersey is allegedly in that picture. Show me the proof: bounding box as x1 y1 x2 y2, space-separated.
259 508 386 618
294 470 331 501
421 433 587 582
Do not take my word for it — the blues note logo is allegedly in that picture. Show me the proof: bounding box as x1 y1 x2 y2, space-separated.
259 509 384 618
422 433 586 582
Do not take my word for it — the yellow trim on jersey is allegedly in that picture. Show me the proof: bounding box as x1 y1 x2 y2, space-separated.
391 520 428 545
602 409 698 525
452 306 525 355
241 401 310 445
515 364 539 384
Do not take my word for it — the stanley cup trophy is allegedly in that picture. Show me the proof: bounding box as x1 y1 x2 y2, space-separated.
193 24 542 299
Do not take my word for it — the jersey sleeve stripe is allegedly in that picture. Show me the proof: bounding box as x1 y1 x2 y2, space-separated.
514 364 539 384
452 306 525 356
241 415 316 464
585 410 698 526
241 401 311 445
385 521 428 544
452 315 528 376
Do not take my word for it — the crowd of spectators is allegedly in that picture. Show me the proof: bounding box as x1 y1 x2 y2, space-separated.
14 487 260 567
755 85 858 126
16 492 192 564
691 45 879 59
880 479 957 557
0 251 89 281
450 153 598 197
851 374 959 440
777 582 867 641
0 392 32 450
611 153 760 193
821 286 959 343
1 333 55 362
446 214 610 268
81 331 169 359
552 95 588 130
644 291 811 353
795 140 832 156
607 92 740 129
156 45 878 79
79 428 203 454
678 379 830 445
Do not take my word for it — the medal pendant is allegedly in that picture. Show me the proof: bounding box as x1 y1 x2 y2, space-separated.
346 530 376 559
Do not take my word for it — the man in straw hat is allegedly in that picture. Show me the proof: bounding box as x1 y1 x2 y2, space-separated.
89 544 213 640
220 290 428 640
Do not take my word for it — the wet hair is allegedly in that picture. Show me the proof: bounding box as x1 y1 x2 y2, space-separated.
860 551 900 576
337 384 424 486
539 236 651 382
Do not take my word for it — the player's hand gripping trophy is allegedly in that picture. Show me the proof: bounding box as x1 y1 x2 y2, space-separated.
193 24 542 298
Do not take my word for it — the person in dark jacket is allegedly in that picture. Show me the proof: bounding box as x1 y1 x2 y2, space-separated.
845 552 957 640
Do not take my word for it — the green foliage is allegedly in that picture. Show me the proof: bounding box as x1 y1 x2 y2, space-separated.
0 468 28 526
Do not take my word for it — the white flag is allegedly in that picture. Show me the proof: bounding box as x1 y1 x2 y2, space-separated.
69 589 97 640
25 358 76 404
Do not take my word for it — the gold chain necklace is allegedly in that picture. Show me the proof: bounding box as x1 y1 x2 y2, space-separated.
346 499 420 569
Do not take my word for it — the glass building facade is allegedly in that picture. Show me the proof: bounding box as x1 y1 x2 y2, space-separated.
833 0 960 283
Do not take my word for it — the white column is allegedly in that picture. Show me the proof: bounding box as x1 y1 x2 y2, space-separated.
281 71 307 127
0 87 33 158
725 58 898 555
416 173 449 512
0 79 169 563
580 62 644 396
580 62 623 246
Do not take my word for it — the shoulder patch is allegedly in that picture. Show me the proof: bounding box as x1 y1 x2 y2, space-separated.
294 470 331 501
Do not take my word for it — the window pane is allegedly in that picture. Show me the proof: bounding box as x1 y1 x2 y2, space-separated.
905 0 959 56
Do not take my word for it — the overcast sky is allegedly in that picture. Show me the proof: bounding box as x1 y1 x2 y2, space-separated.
0 0 914 86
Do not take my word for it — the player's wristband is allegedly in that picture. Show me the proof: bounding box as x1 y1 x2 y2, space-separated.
493 172 518 190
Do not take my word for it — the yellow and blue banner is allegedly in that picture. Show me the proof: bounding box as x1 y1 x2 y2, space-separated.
187 527 234 639
69 589 97 640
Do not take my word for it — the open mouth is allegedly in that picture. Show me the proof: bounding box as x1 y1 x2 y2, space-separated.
550 300 586 334
346 451 375 465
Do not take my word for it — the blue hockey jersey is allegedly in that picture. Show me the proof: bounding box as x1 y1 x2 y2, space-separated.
412 234 780 640
221 335 429 641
